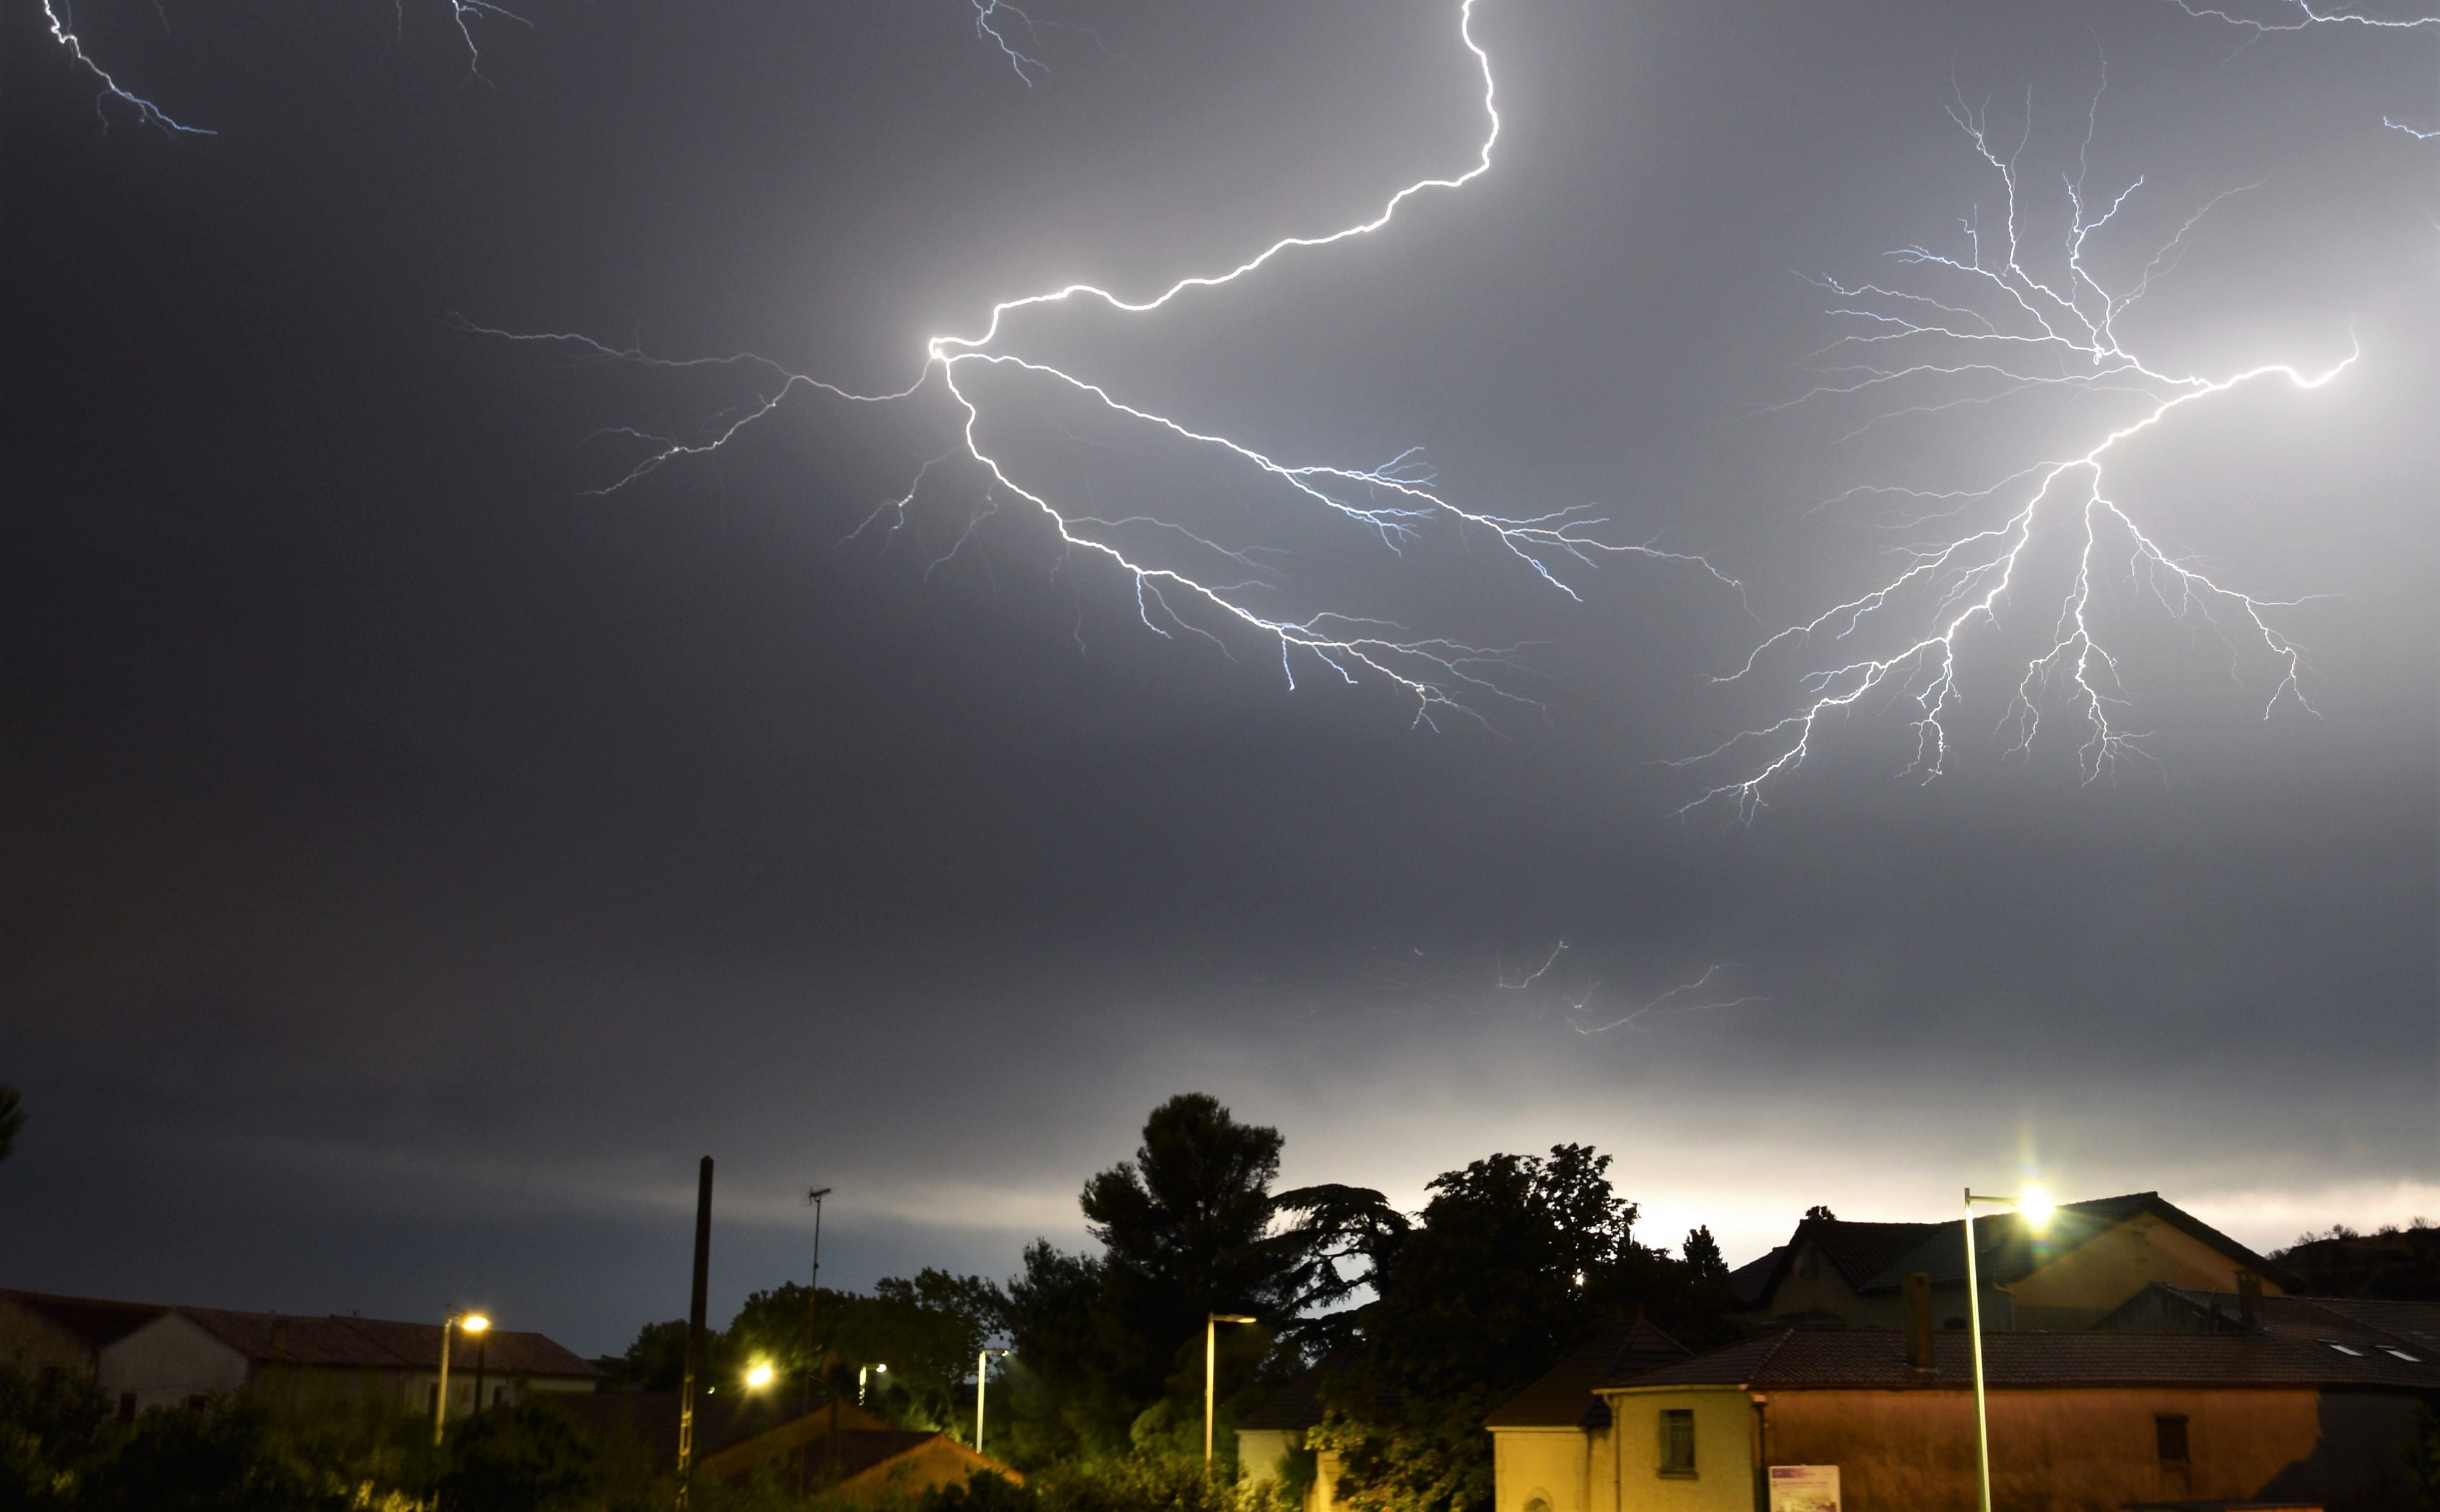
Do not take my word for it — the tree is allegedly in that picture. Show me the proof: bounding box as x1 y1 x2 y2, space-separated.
723 1269 1004 1432
0 1086 22 1164
1803 1205 1836 1222
1 1359 113 1510
76 1396 321 1512
1316 1146 1739 1512
1005 1094 1320 1465
435 1397 610 1512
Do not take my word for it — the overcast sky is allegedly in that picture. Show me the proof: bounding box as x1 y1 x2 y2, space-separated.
6 0 2434 1357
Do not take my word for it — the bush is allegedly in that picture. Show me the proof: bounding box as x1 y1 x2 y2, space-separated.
435 1397 610 1512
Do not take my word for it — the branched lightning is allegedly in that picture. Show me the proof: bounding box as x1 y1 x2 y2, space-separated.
2159 0 2440 138
39 0 212 134
1676 81 2355 819
1567 965 1764 1035
37 0 527 135
473 0 1735 728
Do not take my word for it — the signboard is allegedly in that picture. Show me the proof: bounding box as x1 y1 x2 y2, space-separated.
1767 1465 1840 1512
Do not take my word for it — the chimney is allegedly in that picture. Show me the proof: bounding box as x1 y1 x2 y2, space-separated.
2236 1270 2262 1329
1904 1272 1934 1370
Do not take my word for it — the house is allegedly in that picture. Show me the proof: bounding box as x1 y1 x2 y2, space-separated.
1 1289 168 1381
1237 1355 1403 1512
561 1393 1024 1500
1593 1326 2432 1511
1483 1315 1691 1512
2097 1281 2440 1358
4 1291 602 1417
1728 1193 2299 1332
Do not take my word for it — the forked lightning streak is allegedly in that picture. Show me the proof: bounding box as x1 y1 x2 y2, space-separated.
473 0 1733 729
1676 82 2354 818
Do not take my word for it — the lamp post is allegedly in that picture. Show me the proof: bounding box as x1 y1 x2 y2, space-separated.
430 1312 490 1450
857 1362 887 1406
1961 1185 2053 1512
975 1347 1009 1454
1204 1314 1257 1467
804 1187 830 1416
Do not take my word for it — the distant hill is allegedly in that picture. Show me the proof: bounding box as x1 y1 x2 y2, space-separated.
2272 1223 2440 1300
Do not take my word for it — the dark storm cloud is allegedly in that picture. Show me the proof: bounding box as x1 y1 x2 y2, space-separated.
4 0 2432 1352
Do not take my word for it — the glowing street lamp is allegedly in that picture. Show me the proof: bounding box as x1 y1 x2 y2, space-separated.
431 1312 491 1449
1204 1314 1257 1466
858 1362 887 1405
1962 1186 2052 1512
745 1360 776 1391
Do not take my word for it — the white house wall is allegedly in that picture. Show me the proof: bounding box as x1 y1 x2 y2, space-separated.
99 1313 249 1411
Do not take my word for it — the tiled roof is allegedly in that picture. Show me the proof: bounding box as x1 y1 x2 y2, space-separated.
1860 1193 2298 1295
2137 1286 2440 1360
1485 1317 1689 1429
6 1289 596 1378
1726 1220 1943 1313
560 1392 889 1471
170 1308 599 1378
1727 1248 1783 1308
1 1290 166 1351
1605 1327 2440 1393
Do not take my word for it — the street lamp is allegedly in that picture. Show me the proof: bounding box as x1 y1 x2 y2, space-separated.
975 1347 1009 1454
431 1312 491 1449
804 1187 830 1415
858 1362 887 1406
1962 1185 2052 1512
746 1360 776 1391
1204 1314 1257 1467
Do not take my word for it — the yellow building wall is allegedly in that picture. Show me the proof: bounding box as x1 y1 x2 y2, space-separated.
1759 1386 2387 1512
2009 1216 2284 1329
1493 1428 1605 1512
1605 1391 1752 1512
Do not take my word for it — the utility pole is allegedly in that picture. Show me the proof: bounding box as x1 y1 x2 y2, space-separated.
804 1187 830 1417
678 1157 715 1505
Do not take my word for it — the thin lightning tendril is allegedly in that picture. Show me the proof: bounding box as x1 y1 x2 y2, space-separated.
1568 965 1764 1036
40 0 212 134
2160 1 2440 138
469 0 1736 729
1676 81 2355 820
41 0 527 135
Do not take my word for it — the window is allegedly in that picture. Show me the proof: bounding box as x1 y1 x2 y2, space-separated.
2155 1414 2189 1466
1658 1409 1696 1477
2320 1339 2365 1357
2379 1346 2421 1362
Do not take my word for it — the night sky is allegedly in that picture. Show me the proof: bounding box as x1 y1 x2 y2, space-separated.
5 0 2434 1357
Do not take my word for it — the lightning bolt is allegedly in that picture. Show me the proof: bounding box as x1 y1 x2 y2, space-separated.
38 0 212 134
470 0 1735 729
2159 1 2440 137
1498 941 1568 991
37 0 528 135
1676 79 2355 820
1568 966 1764 1036
967 0 1048 84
